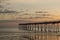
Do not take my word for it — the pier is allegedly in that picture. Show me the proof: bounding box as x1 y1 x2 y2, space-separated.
19 20 60 40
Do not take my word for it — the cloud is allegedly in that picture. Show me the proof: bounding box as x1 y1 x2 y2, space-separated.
0 5 3 8
35 11 48 13
0 9 18 13
16 13 52 19
10 0 39 3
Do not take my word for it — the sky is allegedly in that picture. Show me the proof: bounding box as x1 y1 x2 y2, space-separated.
0 0 60 22
0 0 60 31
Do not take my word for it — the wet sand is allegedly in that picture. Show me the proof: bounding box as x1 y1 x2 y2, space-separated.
0 32 60 40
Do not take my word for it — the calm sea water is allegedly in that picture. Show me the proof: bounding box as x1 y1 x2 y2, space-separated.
0 26 60 40
0 30 60 40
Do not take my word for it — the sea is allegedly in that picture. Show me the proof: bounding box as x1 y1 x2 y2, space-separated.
0 28 60 40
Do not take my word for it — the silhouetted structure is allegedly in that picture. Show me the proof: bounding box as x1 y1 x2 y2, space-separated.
19 20 60 40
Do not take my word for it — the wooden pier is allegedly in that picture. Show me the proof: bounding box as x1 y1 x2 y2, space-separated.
19 20 60 40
